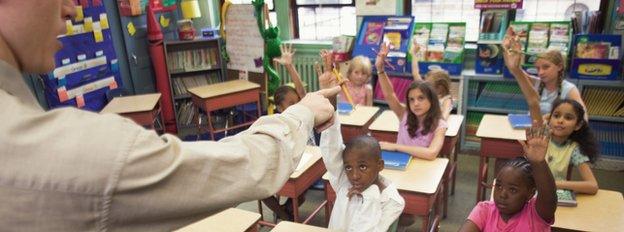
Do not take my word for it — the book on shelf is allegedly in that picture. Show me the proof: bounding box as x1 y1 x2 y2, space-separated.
381 150 412 171
167 47 220 74
556 189 577 207
508 114 532 129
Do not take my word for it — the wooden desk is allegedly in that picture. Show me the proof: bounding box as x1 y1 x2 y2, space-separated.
368 112 465 217
271 221 333 232
475 114 526 203
262 146 326 224
554 190 624 232
187 80 261 140
175 208 260 232
101 93 163 131
338 106 379 142
323 158 449 232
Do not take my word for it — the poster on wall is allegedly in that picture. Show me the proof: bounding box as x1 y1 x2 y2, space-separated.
355 0 397 16
474 0 523 9
224 4 264 73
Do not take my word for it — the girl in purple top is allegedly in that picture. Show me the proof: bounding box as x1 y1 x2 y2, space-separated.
460 124 557 232
375 42 447 161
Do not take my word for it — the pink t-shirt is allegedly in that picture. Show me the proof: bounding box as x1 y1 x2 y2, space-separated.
396 114 447 147
467 198 553 232
338 82 370 106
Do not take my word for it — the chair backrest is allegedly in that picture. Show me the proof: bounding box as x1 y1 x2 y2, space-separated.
105 88 130 102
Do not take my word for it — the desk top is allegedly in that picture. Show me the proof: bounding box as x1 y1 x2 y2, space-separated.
271 221 333 232
367 110 464 137
174 208 260 232
100 93 161 114
290 146 322 179
324 158 448 194
338 105 380 126
187 80 260 99
553 189 624 231
476 114 526 140
381 158 448 194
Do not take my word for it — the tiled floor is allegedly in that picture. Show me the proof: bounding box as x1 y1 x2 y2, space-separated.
237 153 624 232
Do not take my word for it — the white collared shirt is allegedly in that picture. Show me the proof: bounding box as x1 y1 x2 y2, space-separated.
320 115 405 232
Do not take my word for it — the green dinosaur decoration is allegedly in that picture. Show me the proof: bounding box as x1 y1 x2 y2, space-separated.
252 0 282 96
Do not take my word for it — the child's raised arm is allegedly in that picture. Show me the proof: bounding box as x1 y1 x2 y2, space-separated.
410 40 424 81
320 113 349 188
518 123 557 223
274 44 306 97
375 42 406 119
502 27 542 124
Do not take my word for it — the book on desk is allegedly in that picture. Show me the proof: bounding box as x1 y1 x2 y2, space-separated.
338 102 354 115
381 150 412 171
507 114 532 129
557 189 577 207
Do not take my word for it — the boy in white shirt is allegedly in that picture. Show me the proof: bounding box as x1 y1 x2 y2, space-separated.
321 113 405 232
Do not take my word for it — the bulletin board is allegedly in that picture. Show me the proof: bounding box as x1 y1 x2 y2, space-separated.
43 0 122 111
224 4 265 73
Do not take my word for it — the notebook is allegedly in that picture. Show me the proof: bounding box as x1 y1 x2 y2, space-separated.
507 114 532 129
556 189 577 207
337 102 354 115
381 150 412 171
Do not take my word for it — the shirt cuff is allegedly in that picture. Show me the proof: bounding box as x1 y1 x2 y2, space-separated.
282 104 315 134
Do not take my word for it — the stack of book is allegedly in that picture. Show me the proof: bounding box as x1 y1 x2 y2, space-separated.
166 47 220 74
171 73 221 96
582 87 624 117
590 121 624 158
465 111 485 144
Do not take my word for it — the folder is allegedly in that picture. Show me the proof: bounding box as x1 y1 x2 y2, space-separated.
381 150 412 171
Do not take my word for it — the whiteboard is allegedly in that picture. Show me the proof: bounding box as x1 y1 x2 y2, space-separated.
225 4 264 73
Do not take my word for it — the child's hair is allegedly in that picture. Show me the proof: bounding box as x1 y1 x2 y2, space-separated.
425 70 451 96
274 85 298 106
405 80 441 137
501 156 535 189
550 99 600 163
536 50 566 97
343 135 381 160
347 56 372 79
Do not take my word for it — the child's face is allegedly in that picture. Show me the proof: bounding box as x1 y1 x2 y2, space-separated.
407 88 431 118
548 103 582 139
342 149 383 192
494 167 535 217
349 68 370 86
535 58 562 84
276 92 300 113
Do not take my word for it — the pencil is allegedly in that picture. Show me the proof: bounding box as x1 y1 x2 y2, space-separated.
332 68 355 107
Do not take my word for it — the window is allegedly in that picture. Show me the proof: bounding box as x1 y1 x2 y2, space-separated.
412 0 481 41
228 0 277 25
515 0 601 22
293 0 357 40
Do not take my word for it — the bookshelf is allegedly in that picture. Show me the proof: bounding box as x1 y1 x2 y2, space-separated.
461 70 624 169
164 37 225 130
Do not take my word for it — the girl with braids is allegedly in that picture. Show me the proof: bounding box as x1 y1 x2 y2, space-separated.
502 27 587 120
503 28 599 195
460 124 557 232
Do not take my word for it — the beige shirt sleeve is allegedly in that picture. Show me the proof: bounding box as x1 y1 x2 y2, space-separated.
108 104 314 230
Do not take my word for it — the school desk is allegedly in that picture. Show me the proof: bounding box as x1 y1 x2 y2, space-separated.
553 189 624 232
174 208 261 232
187 80 261 140
101 93 163 132
338 105 380 142
368 111 465 217
475 114 526 203
323 158 449 232
258 146 327 226
271 221 333 232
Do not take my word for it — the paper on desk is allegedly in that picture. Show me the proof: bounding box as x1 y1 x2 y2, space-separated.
295 152 313 171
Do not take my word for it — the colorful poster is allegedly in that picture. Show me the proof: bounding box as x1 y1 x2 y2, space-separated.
225 4 264 73
474 0 523 9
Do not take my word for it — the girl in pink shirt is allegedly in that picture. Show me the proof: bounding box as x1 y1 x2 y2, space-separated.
375 42 447 161
338 55 374 106
460 124 558 232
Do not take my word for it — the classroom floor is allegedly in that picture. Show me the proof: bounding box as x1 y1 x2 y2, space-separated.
236 153 624 232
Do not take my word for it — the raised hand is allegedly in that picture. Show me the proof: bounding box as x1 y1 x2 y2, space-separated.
410 39 421 57
273 44 295 66
518 121 550 163
319 49 334 73
375 42 389 71
318 71 338 89
502 27 524 70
